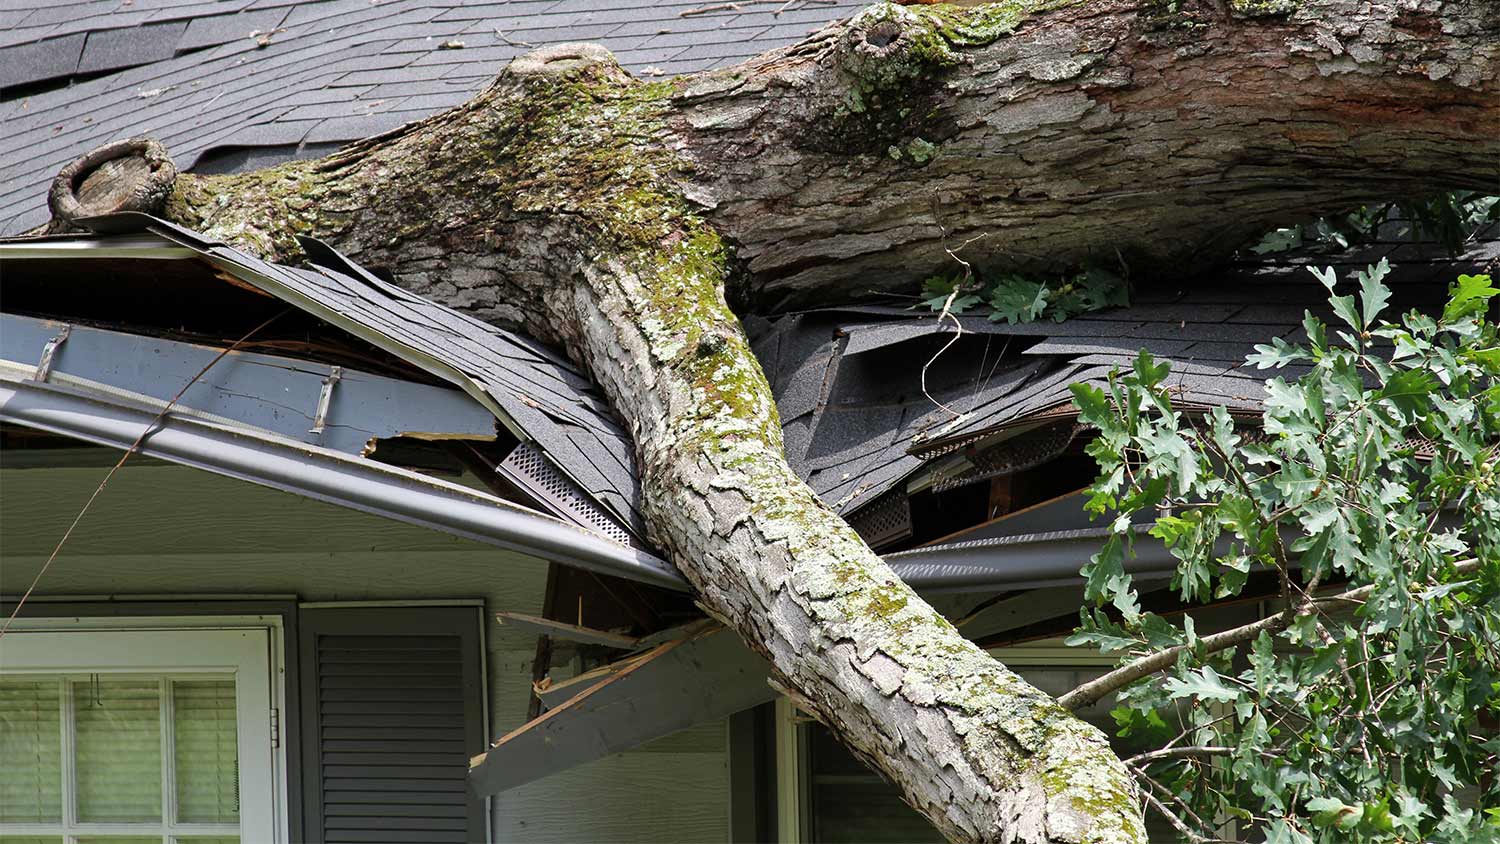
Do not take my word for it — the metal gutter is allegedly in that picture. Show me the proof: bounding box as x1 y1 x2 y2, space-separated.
0 234 195 259
888 526 1177 593
892 515 1465 592
0 377 687 591
1 312 498 458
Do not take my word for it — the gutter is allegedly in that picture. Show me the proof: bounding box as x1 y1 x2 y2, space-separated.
888 527 1176 593
890 509 1463 593
0 377 688 591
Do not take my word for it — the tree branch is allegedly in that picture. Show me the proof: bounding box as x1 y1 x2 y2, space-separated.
1129 763 1235 844
1125 745 1233 766
1060 559 1480 711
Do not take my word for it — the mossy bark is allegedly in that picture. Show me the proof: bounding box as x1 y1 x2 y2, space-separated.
128 1 1499 841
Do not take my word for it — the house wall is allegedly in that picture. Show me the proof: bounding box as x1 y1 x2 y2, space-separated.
0 456 729 844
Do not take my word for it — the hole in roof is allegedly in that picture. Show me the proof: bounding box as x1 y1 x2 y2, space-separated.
365 265 396 284
0 254 443 385
192 143 344 176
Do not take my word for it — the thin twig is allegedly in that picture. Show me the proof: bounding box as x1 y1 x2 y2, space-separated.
1130 763 1230 844
0 310 288 638
1125 745 1233 766
682 2 740 16
495 29 534 48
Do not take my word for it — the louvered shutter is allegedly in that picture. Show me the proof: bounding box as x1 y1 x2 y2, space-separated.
299 607 485 844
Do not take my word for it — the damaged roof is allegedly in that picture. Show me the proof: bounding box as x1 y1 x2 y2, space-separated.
0 0 865 236
4 214 1492 592
749 227 1500 517
5 212 651 546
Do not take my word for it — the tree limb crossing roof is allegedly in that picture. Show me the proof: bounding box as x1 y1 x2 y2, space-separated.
0 0 866 236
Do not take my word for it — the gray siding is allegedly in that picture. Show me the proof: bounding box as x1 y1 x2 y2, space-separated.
0 456 729 843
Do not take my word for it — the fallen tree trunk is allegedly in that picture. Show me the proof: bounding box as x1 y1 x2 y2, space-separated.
45 1 1497 841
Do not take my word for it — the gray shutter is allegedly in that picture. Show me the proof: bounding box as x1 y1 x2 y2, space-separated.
299 606 485 843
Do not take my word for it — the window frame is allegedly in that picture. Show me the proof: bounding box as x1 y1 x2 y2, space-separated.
0 613 291 844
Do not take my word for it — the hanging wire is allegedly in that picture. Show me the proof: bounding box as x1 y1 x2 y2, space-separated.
0 309 290 638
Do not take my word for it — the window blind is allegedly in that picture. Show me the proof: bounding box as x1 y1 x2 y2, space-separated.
73 678 162 823
174 679 240 824
0 679 62 825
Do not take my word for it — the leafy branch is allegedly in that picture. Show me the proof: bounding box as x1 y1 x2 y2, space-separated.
917 264 1128 324
1063 261 1500 842
1248 191 1499 257
1060 557 1481 711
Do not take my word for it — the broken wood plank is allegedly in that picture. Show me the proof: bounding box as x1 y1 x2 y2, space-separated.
469 622 776 795
495 611 641 649
533 647 661 709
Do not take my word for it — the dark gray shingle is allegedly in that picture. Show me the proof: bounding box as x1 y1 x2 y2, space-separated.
0 33 85 89
753 237 1500 516
78 21 187 75
178 8 292 51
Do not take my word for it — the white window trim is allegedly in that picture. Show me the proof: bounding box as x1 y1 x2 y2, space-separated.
0 615 289 844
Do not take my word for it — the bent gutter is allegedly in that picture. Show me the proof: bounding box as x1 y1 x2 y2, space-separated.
887 527 1178 593
0 377 687 591
889 509 1463 592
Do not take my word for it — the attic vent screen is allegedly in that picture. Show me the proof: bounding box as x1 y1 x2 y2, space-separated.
848 490 912 550
498 442 634 546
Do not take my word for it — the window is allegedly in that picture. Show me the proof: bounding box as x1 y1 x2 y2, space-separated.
0 627 279 844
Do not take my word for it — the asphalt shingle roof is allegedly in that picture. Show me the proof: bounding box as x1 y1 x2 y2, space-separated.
6 2 1495 543
0 0 864 236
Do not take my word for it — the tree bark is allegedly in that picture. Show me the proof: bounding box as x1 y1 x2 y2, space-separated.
53 1 1497 841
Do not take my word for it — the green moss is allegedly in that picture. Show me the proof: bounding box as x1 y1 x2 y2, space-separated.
169 158 333 262
914 0 1083 47
906 137 938 163
816 0 1081 157
1039 747 1142 837
863 582 911 622
1229 0 1296 14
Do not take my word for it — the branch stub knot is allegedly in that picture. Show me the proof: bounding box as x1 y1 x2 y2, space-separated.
48 137 177 229
507 43 627 83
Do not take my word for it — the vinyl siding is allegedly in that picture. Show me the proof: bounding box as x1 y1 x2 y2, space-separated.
0 457 729 843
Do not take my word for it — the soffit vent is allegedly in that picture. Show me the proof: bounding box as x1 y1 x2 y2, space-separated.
498 442 635 548
928 422 1083 494
847 490 913 550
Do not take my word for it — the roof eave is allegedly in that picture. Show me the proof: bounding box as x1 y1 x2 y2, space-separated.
0 375 688 590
